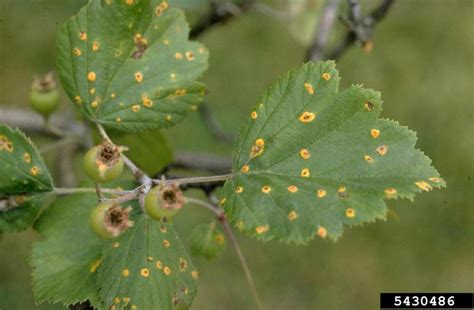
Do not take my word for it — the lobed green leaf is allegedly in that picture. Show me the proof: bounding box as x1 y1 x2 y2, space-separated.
57 0 208 132
190 222 225 260
220 61 445 243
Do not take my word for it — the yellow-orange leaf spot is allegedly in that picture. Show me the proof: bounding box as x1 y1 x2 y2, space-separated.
235 186 244 193
199 47 206 54
175 52 183 59
91 100 99 108
364 155 374 163
250 138 265 158
241 165 249 173
301 168 310 177
73 48 81 56
115 117 122 123
163 239 170 248
0 135 13 153
131 305 137 310
142 95 153 107
251 111 258 119
261 186 271 194
322 73 331 81
122 269 130 277
74 96 82 104
165 115 172 121
429 177 441 183
185 51 195 61
179 257 188 271
112 242 120 248
135 72 143 83
170 73 176 81
163 266 172 275
132 105 141 113
147 256 154 262
299 111 316 123
364 101 374 111
23 152 31 164
155 1 168 16
92 42 99 51
371 129 380 138
126 0 134 5
90 259 101 273
376 145 388 156
304 82 314 94
317 189 326 198
255 225 269 234
415 181 432 192
384 188 397 196
287 185 298 193
288 211 298 221
110 92 116 99
30 166 39 176
338 186 346 193
89 88 96 95
317 226 327 238
114 297 121 304
160 225 167 233
191 270 198 279
215 234 225 244
219 197 227 205
299 149 310 159
123 297 130 304
87 72 96 82
156 261 163 269
345 208 355 218
79 32 87 41
163 39 170 45
140 268 149 277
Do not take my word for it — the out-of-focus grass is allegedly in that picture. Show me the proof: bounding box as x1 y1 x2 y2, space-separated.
0 0 472 309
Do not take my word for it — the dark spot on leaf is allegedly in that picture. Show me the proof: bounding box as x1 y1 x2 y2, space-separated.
132 42 148 59
338 192 350 198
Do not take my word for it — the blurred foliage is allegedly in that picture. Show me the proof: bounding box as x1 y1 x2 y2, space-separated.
0 0 472 309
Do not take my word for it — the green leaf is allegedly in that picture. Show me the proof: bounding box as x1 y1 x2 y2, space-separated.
190 222 225 260
32 194 105 307
220 61 445 243
57 0 208 132
98 215 198 309
0 195 45 233
0 124 53 194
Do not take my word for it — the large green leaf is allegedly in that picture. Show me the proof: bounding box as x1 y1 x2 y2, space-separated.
57 0 208 132
220 61 445 243
0 124 53 194
32 194 105 307
98 215 198 309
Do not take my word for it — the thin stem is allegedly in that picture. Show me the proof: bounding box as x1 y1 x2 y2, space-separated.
53 187 133 196
186 197 263 310
156 174 234 186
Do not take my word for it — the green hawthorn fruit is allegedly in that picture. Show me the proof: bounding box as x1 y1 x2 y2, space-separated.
29 72 60 117
89 203 133 239
144 184 185 221
83 140 124 183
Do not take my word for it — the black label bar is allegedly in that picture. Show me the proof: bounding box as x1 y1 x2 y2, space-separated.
380 293 473 308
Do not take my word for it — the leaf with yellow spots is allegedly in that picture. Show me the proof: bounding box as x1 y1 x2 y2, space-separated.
0 124 53 194
57 0 208 132
32 194 107 307
97 215 197 309
190 222 226 260
221 61 445 243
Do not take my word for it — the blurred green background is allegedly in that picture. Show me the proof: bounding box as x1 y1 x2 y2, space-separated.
0 0 472 309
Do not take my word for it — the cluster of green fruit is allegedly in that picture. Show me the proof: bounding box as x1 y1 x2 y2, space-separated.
84 141 184 239
29 73 183 240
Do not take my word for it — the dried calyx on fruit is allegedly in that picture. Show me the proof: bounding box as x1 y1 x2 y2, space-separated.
29 72 60 117
90 203 134 239
83 140 125 183
144 183 185 221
